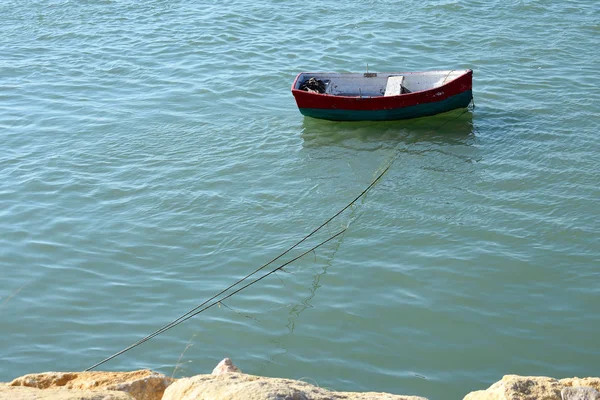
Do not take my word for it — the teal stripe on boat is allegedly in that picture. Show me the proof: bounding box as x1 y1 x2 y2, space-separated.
300 90 473 121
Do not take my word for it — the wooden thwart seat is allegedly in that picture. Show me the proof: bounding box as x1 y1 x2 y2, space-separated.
384 76 405 96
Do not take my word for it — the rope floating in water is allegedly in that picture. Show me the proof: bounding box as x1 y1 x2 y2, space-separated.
85 103 477 371
85 157 396 371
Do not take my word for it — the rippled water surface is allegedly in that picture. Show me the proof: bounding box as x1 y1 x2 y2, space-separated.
1 1 598 399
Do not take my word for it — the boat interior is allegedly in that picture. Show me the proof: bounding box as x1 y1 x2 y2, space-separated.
295 70 468 97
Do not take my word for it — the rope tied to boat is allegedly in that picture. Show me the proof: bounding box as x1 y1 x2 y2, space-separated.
85 98 475 371
441 69 455 85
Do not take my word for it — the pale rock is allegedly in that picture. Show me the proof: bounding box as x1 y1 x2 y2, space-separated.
8 370 174 400
162 372 428 400
561 387 600 400
463 375 563 400
211 358 242 375
0 385 134 400
561 379 600 393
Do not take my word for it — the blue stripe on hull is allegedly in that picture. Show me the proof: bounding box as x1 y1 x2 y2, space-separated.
299 90 473 121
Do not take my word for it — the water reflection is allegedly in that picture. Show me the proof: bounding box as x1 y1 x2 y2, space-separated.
255 232 346 374
300 109 475 150
298 108 481 177
284 236 343 334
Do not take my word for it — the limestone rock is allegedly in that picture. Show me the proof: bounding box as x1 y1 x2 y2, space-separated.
463 375 600 400
162 372 428 400
561 387 600 400
463 375 563 400
561 379 600 393
8 370 174 400
0 385 134 400
463 389 499 400
212 358 242 375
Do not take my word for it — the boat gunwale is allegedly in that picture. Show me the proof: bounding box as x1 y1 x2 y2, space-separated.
291 69 472 99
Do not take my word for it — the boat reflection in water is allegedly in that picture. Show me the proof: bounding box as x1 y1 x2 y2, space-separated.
300 108 475 150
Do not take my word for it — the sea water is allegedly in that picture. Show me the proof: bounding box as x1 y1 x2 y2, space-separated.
1 1 598 399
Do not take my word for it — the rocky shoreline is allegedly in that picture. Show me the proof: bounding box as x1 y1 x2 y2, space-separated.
1 359 598 400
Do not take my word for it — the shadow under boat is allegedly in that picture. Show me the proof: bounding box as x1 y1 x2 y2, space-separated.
300 108 475 150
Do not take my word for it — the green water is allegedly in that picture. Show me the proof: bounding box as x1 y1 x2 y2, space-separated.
1 1 598 399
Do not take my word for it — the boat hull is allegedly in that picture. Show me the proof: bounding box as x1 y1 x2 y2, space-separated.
291 70 473 121
298 89 472 121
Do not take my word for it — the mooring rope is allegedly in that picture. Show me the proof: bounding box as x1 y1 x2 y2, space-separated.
86 229 348 371
441 69 455 85
86 103 474 371
435 102 473 131
85 158 396 371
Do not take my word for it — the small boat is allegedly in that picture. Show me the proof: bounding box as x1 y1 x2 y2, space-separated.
291 69 473 121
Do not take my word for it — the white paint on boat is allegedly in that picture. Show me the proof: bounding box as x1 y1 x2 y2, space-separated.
383 76 405 97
